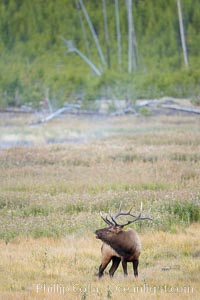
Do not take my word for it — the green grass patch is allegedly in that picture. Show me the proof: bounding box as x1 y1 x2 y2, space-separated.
20 205 53 217
170 153 200 162
110 153 158 163
165 201 200 224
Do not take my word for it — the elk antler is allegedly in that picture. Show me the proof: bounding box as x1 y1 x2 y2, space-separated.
100 202 152 227
99 212 113 226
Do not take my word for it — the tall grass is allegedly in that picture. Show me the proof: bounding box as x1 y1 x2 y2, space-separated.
0 114 200 298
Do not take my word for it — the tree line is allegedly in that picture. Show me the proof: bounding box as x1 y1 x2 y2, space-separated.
0 0 199 108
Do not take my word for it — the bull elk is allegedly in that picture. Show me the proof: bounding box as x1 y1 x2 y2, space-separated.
95 202 152 278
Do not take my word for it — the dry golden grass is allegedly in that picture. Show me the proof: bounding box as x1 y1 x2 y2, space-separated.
0 113 200 299
0 225 199 299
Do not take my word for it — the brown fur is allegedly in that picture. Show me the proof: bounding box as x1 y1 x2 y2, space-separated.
95 226 141 278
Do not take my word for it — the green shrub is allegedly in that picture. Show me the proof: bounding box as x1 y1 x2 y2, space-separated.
138 107 151 117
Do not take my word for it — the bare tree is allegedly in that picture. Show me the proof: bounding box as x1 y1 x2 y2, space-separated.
177 0 189 68
61 37 102 76
75 0 91 60
126 0 138 73
131 3 138 70
102 0 111 68
79 0 106 67
114 0 122 68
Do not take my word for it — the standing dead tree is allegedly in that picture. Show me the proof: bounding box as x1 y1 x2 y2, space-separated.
102 0 111 68
177 0 189 68
79 0 106 67
126 0 138 73
114 0 122 68
75 0 91 60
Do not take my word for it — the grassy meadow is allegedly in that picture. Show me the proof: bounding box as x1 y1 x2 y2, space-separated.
0 113 200 299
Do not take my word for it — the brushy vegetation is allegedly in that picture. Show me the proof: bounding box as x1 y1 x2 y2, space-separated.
0 114 200 299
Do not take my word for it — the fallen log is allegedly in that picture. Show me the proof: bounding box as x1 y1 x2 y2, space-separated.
33 104 81 124
161 104 200 115
0 107 35 113
136 97 177 108
39 107 70 123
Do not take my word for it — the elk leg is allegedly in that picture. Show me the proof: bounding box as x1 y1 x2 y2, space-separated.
98 257 112 278
109 257 121 277
122 260 128 276
133 259 139 277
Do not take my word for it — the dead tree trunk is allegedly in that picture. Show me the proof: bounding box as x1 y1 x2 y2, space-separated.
126 0 132 73
36 104 81 124
61 38 102 76
79 0 106 67
102 0 111 68
75 0 91 60
177 0 189 68
126 0 138 73
131 5 138 70
161 104 200 114
114 0 122 68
